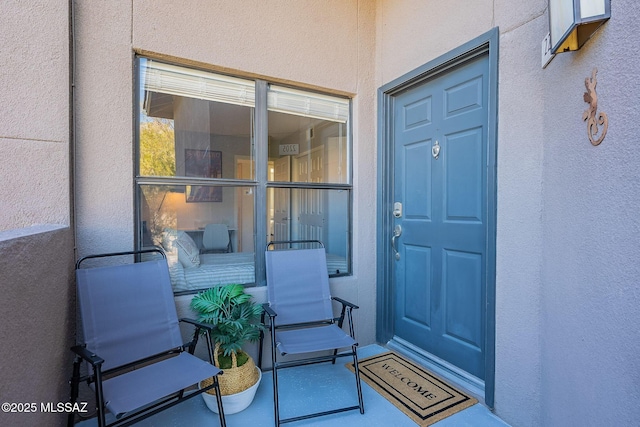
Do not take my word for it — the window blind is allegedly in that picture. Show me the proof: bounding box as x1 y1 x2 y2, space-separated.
268 85 349 123
143 60 255 108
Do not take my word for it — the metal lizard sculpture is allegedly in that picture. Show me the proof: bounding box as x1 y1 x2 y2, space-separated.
582 68 608 146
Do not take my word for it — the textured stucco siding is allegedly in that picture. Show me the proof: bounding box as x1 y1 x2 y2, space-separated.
0 226 75 427
494 10 548 425
538 1 640 425
73 0 379 349
0 2 75 424
0 0 70 231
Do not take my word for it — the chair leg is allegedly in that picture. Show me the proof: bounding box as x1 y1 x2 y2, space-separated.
346 308 364 414
202 331 226 427
204 330 215 365
270 323 280 427
272 365 281 427
352 345 365 414
67 357 82 427
213 375 227 427
258 312 266 368
93 366 106 427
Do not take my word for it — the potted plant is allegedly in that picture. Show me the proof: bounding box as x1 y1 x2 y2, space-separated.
190 284 265 414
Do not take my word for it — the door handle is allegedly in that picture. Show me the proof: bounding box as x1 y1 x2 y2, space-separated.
391 225 402 260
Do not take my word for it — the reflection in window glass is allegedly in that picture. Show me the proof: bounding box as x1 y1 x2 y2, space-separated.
136 57 352 290
267 85 349 185
139 59 255 180
139 184 256 292
267 188 350 276
267 111 348 184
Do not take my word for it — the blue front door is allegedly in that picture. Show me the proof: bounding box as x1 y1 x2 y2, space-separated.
392 53 490 380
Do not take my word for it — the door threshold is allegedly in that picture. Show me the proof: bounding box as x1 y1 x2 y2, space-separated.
386 336 486 405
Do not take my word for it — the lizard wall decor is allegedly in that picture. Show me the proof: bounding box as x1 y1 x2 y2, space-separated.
582 67 608 146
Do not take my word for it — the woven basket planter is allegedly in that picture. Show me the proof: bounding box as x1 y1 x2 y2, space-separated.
200 344 261 414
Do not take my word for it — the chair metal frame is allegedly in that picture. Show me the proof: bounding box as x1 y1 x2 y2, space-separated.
259 240 364 426
68 248 226 427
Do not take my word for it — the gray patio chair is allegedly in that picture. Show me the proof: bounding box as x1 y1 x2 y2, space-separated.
259 240 364 426
67 248 226 427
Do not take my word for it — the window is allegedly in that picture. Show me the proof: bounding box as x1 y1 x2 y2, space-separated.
136 58 351 293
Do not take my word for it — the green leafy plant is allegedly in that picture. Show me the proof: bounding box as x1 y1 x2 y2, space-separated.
190 284 264 365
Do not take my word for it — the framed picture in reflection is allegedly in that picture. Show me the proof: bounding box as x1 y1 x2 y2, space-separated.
185 149 222 202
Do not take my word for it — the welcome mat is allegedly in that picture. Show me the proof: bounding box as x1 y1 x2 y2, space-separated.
347 352 477 426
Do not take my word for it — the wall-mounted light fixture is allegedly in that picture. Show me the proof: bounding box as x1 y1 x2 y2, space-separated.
549 0 610 54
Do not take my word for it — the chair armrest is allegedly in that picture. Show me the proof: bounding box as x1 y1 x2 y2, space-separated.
71 345 104 367
179 318 216 354
179 317 214 331
332 296 359 310
262 303 278 318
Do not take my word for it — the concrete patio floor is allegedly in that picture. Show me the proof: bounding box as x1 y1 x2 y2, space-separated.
77 344 510 427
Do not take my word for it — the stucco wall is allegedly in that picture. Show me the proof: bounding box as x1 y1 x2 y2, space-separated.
378 0 639 426
74 0 378 347
0 226 75 427
493 6 548 425
376 0 495 84
0 0 70 231
0 2 75 425
73 1 134 256
539 0 640 425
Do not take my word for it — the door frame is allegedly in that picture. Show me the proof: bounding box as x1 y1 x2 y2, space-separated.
376 28 499 407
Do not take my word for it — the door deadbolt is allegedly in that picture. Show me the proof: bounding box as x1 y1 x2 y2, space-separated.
393 202 403 218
